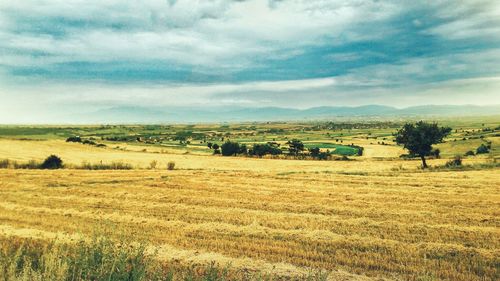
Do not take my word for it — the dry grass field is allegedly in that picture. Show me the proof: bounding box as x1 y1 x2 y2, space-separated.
0 120 499 280
0 137 499 280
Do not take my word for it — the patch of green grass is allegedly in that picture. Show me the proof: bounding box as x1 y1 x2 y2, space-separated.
331 146 359 156
303 143 359 156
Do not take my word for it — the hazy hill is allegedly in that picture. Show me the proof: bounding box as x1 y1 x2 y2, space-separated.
71 104 500 123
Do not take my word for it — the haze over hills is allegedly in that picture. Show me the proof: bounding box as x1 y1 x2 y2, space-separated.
65 104 500 124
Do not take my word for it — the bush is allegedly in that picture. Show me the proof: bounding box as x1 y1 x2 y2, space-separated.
0 159 10 169
464 150 475 156
149 160 157 169
78 161 132 170
14 160 41 169
445 156 462 167
82 139 97 145
356 146 364 156
476 144 490 154
40 155 63 169
167 161 176 170
66 136 82 143
431 148 440 158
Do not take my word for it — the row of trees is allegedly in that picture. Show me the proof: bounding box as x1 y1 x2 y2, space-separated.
212 139 349 160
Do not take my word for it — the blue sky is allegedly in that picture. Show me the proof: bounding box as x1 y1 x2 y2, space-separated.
0 0 499 122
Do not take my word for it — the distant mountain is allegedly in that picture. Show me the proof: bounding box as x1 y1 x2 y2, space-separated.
68 104 500 123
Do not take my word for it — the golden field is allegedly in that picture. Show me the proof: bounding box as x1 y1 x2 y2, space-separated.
0 138 499 280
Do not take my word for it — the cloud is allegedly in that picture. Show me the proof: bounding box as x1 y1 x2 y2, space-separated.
0 0 400 72
0 0 499 122
423 0 500 40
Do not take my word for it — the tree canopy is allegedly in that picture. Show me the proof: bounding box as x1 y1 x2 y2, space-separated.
395 121 451 168
287 139 304 156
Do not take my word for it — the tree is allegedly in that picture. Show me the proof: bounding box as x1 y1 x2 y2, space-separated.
249 143 282 157
309 147 320 158
287 139 304 156
395 121 451 168
221 141 240 156
174 131 192 144
238 144 248 155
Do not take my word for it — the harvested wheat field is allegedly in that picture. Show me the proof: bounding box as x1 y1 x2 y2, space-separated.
1 161 499 280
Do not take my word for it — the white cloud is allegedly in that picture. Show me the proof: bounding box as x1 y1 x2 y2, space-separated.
0 0 500 122
423 0 500 40
0 0 399 70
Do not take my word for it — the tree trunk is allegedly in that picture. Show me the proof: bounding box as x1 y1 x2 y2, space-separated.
420 155 428 169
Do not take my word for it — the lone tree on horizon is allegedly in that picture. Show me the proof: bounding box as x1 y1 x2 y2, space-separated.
395 121 451 168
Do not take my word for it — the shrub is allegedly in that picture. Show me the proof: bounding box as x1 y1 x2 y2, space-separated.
40 155 63 169
476 144 490 154
66 136 82 143
167 161 176 170
13 160 41 169
82 139 97 145
109 162 132 170
445 156 462 167
149 160 157 169
0 159 10 169
78 161 132 170
464 150 475 156
431 148 440 158
356 146 364 156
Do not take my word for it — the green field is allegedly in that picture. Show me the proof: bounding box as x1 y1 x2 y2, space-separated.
0 117 498 159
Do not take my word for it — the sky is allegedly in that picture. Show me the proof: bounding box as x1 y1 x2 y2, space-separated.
1 0 500 122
